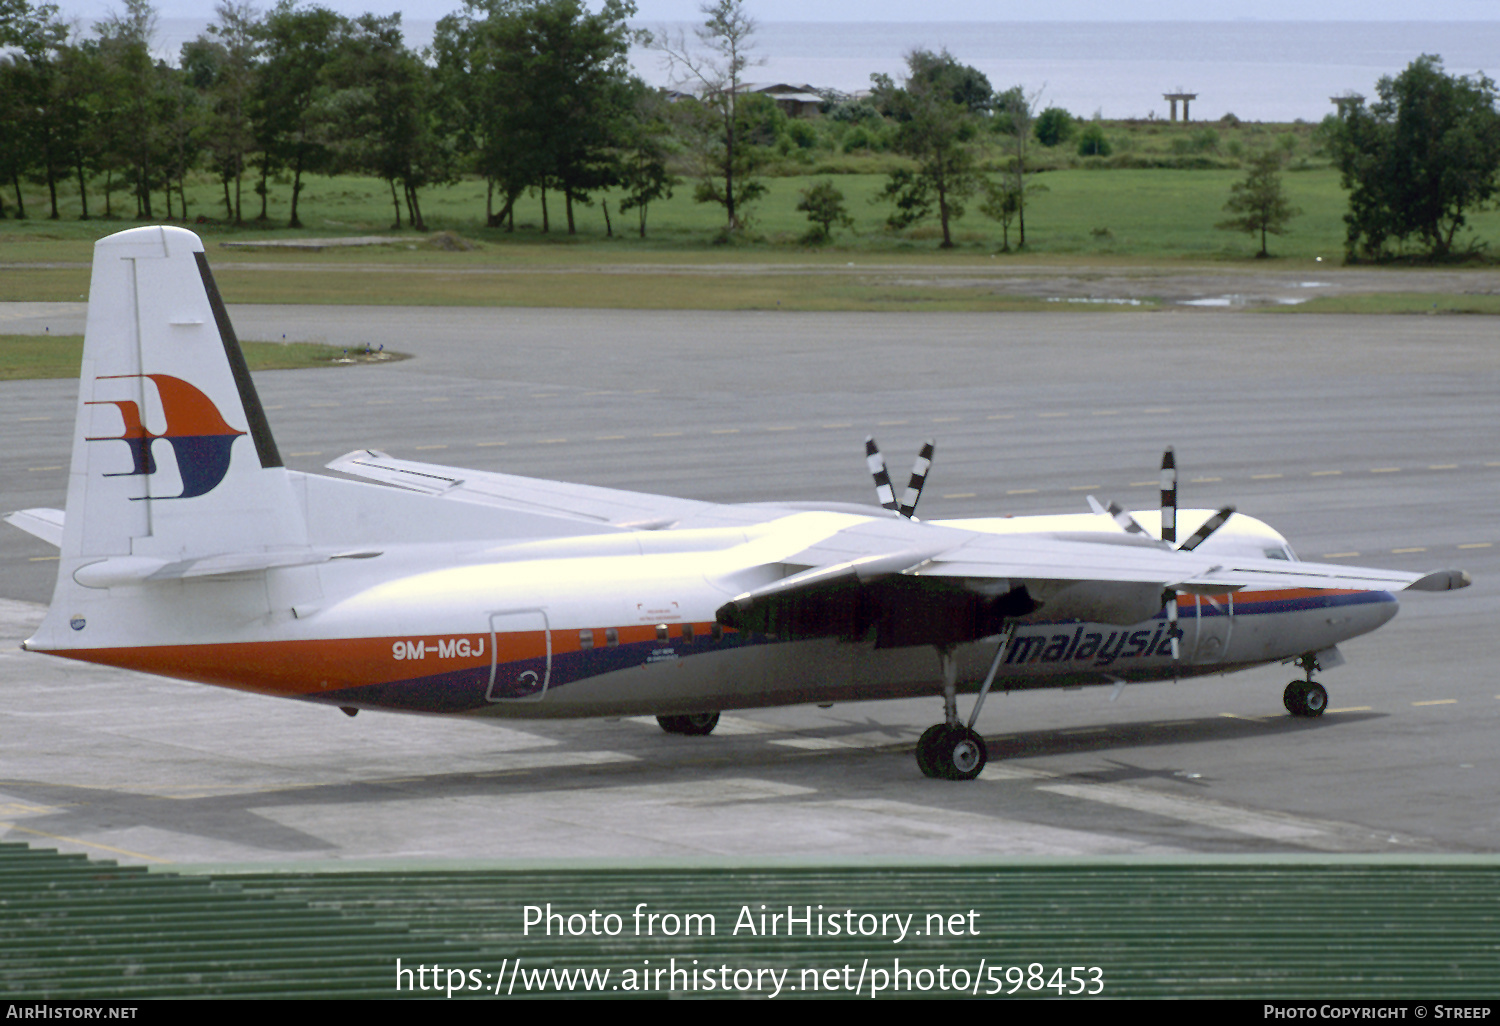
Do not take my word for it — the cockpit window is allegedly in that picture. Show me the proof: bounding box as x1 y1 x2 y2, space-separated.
1264 546 1292 561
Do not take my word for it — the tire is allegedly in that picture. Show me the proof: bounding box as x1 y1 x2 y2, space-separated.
657 712 720 735
1284 681 1308 716
915 724 948 778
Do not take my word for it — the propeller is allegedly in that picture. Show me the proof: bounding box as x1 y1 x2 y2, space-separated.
865 437 935 519
864 436 899 513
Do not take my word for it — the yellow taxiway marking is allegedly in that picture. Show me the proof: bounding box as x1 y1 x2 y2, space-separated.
1219 712 1274 722
365 399 395 404
931 416 962 423
529 393 557 399
1412 699 1457 706
1391 547 1427 554
1329 706 1372 713
652 431 683 438
1429 464 1458 470
1370 467 1401 473
1310 470 1342 476
307 402 341 408
422 396 451 403
0 821 170 864
1251 474 1283 480
1007 488 1039 495
536 438 568 444
15 416 52 421
986 413 1015 420
476 440 509 446
27 466 63 472
28 556 58 562
1322 552 1360 559
1130 480 1156 487
287 451 322 457
710 428 739 434
1458 542 1492 549
413 444 448 450
1059 727 1107 735
943 492 977 499
1068 484 1102 491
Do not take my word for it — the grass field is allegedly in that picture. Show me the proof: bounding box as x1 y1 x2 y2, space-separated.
5 139 1500 314
0 335 400 381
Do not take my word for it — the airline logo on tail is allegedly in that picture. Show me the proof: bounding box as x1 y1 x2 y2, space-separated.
85 373 246 499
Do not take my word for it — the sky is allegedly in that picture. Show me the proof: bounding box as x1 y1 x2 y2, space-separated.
45 0 1500 25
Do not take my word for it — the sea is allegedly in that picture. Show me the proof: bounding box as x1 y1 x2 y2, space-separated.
145 19 1500 123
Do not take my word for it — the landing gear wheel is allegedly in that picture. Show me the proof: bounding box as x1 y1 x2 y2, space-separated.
915 724 948 778
656 712 720 736
916 725 988 780
1283 681 1326 718
1283 681 1307 715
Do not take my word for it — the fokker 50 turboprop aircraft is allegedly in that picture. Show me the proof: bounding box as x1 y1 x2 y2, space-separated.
6 227 1473 779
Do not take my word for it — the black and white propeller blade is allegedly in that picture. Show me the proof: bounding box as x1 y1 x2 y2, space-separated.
866 437 935 519
864 436 899 513
899 441 935 518
1178 504 1237 552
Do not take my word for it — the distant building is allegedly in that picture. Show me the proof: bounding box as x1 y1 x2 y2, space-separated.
739 83 824 118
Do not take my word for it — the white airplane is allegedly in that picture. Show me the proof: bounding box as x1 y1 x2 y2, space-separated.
5 227 1473 780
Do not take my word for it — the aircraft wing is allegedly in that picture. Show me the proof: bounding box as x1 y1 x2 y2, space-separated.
327 449 720 530
720 517 1469 641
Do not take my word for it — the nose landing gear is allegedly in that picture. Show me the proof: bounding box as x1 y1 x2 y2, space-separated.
1284 653 1328 717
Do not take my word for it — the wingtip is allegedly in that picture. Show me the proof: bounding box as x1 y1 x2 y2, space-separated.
1407 569 1473 592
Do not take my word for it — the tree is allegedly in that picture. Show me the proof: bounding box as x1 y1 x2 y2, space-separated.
1077 121 1111 157
994 85 1039 247
616 81 678 238
653 0 765 234
872 49 986 248
1216 150 1300 258
1033 106 1074 147
796 180 852 242
1326 54 1500 260
254 0 348 227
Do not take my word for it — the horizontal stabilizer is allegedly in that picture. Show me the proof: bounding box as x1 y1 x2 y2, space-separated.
70 547 382 589
326 449 713 530
4 508 64 547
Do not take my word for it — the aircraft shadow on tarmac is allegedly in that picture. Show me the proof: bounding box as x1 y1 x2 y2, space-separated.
0 711 1387 856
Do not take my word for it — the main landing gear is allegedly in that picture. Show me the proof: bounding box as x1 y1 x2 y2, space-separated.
1283 653 1328 718
917 627 1014 780
656 712 720 735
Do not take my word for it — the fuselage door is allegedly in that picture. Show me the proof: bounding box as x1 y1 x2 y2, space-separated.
1187 592 1234 664
487 608 552 702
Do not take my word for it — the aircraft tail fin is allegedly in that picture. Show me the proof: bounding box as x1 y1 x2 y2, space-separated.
58 226 307 574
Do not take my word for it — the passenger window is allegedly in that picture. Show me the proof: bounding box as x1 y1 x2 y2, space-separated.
681 623 695 644
579 629 594 650
605 627 619 648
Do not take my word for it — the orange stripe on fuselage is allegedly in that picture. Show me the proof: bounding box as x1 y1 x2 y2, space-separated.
49 623 708 697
